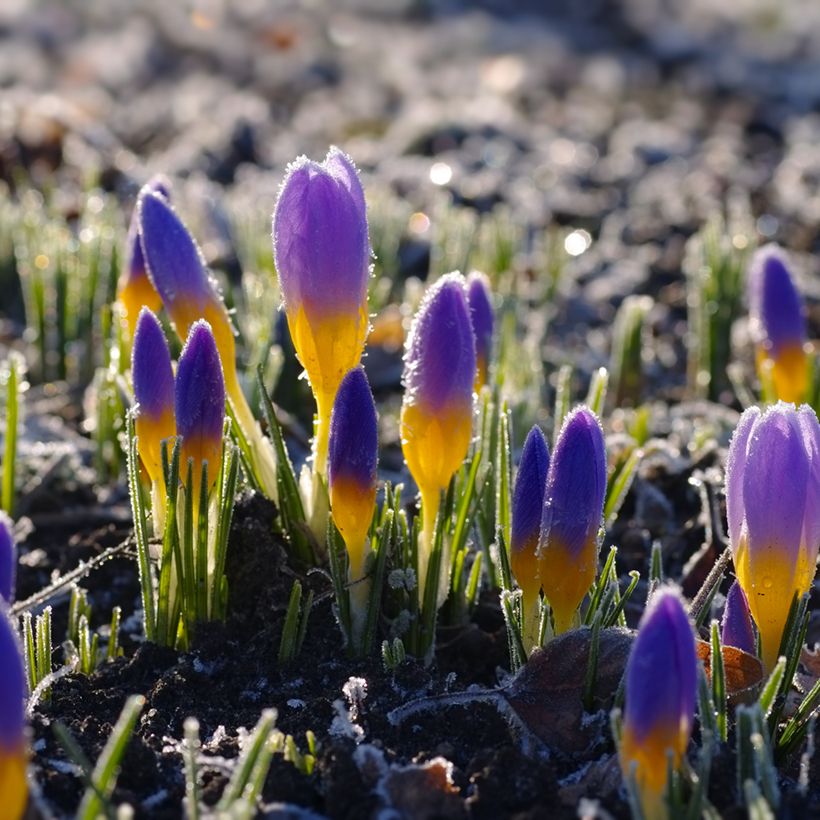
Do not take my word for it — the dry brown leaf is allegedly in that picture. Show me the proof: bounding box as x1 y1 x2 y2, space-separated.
696 639 763 704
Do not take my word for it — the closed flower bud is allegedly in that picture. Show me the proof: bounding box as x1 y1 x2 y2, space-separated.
620 589 697 820
328 367 378 579
0 516 15 605
466 271 494 390
272 147 370 473
132 308 176 489
748 245 809 403
726 402 820 669
117 176 170 338
175 321 226 499
400 273 476 589
538 406 607 635
510 425 549 651
720 580 756 656
0 609 27 819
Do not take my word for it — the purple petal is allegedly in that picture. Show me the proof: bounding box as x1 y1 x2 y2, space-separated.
624 588 697 743
403 273 476 412
132 308 175 420
721 580 756 655
725 407 760 553
541 406 607 557
0 517 15 605
798 405 820 574
0 608 25 751
511 425 549 555
328 367 378 492
466 271 494 368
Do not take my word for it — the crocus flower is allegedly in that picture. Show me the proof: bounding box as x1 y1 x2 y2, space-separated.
117 176 170 339
139 189 278 501
132 308 176 490
400 273 476 593
726 402 820 670
538 406 607 635
748 245 809 403
0 516 15 604
466 271 493 391
510 425 549 652
620 589 697 820
175 321 226 502
0 609 27 819
272 147 370 476
328 367 378 644
721 580 756 656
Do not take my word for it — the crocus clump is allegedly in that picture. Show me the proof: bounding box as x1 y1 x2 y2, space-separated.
328 367 378 645
175 321 226 505
725 402 820 670
509 425 549 652
400 273 476 594
466 271 494 391
116 176 170 339
620 588 697 820
272 147 370 477
0 516 15 605
139 189 278 501
748 245 809 403
538 406 607 635
0 609 27 819
721 580 756 656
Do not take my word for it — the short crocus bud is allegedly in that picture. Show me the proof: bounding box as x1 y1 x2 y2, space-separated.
175 321 226 502
721 580 756 656
132 308 176 489
0 516 15 604
538 406 607 635
466 271 493 391
400 273 476 592
272 147 370 475
726 402 820 670
328 367 378 643
117 176 170 339
140 190 278 502
0 609 28 819
620 589 697 820
510 425 549 651
748 245 809 403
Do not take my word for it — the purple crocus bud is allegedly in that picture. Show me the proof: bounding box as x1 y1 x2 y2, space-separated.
132 308 176 489
272 147 370 474
0 608 27 817
0 516 15 605
466 271 494 390
726 402 819 670
175 321 226 498
400 273 476 588
748 245 808 403
538 406 607 635
620 588 697 820
117 176 170 337
721 580 756 656
510 425 549 651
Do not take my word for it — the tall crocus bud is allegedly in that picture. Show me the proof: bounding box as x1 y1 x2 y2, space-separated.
117 176 170 339
620 589 697 820
400 273 476 595
175 321 226 503
510 425 549 652
466 271 493 391
0 609 27 819
272 147 370 477
538 406 607 635
748 245 809 403
139 189 278 502
726 403 820 670
328 367 378 644
0 516 15 604
721 580 756 656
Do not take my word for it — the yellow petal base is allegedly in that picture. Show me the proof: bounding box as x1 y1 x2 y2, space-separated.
539 536 597 635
